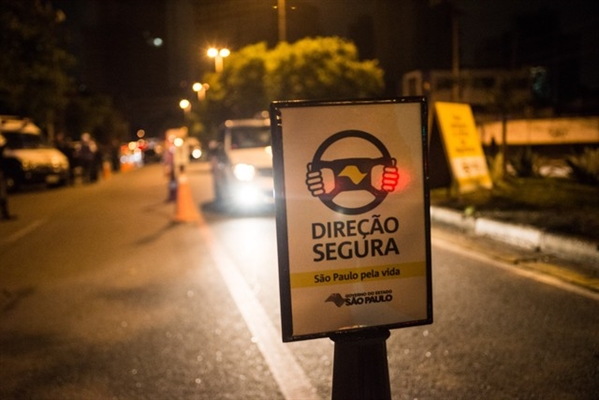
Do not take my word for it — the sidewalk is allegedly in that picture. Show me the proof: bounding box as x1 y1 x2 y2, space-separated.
430 205 599 272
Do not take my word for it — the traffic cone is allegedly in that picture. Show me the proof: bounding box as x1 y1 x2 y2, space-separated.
102 160 112 180
173 169 201 223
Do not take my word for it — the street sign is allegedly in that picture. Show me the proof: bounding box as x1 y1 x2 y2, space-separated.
270 98 433 342
433 102 493 192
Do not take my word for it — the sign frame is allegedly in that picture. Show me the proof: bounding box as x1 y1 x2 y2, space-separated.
270 97 433 342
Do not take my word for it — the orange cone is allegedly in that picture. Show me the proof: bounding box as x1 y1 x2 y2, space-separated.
102 160 112 180
173 171 201 223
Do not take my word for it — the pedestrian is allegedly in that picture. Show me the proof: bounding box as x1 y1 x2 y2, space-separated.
55 132 76 185
0 133 14 220
163 134 177 202
79 133 98 183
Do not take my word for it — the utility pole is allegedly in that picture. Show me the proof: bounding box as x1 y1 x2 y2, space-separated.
277 0 286 42
451 4 460 101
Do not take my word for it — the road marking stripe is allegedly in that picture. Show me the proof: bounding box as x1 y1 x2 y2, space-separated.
432 235 599 301
2 219 48 245
199 223 320 400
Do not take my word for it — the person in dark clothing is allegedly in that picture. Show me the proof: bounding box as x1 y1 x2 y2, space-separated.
0 133 14 220
79 132 98 183
55 132 76 185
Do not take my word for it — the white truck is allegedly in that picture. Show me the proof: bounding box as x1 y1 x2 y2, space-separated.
210 116 273 208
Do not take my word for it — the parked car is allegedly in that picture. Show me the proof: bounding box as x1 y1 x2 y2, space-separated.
0 116 70 191
210 116 273 207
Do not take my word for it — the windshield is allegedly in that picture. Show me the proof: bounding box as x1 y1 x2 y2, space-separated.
230 126 271 149
2 132 48 149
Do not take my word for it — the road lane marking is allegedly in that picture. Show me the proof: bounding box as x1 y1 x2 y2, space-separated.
2 219 48 245
198 223 320 400
432 235 599 301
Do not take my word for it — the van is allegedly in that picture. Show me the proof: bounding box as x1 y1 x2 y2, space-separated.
210 115 273 207
0 116 70 191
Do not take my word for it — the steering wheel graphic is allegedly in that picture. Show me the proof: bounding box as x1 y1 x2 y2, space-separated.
306 130 398 215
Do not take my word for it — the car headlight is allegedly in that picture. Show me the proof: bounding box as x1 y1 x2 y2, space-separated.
233 184 263 205
21 159 33 170
51 157 65 169
233 163 256 181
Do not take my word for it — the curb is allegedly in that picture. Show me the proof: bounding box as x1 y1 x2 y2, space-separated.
430 206 599 268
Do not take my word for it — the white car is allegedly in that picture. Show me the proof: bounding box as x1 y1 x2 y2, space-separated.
210 116 273 207
1 116 70 191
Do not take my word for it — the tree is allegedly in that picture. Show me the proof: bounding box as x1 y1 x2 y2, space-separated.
486 72 533 179
200 37 384 130
203 43 270 128
0 0 74 140
265 37 384 101
64 94 128 145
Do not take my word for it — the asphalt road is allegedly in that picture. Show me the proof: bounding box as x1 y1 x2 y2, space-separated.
1 162 598 399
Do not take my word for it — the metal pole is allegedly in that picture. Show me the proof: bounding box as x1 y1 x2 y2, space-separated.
330 328 392 400
451 6 460 101
277 0 286 42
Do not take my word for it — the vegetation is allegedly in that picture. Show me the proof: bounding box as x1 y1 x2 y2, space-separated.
0 0 126 145
199 37 384 131
567 147 599 185
433 177 597 211
64 94 128 146
0 0 72 137
484 73 533 178
431 176 599 240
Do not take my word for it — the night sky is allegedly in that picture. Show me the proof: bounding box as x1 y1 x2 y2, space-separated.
50 0 598 134
456 0 598 88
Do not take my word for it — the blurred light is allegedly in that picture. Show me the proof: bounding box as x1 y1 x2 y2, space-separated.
174 137 184 147
193 82 210 101
233 163 256 181
393 168 411 192
234 184 263 206
207 48 230 72
136 129 145 138
179 99 191 110
207 48 219 58
191 148 202 159
152 38 163 47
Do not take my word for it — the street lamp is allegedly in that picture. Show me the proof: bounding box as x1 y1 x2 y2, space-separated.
192 82 210 101
207 47 230 73
179 98 191 118
277 0 286 42
179 99 191 112
179 99 191 126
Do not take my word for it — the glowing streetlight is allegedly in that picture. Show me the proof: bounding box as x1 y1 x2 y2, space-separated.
207 47 230 72
179 99 191 111
192 82 210 101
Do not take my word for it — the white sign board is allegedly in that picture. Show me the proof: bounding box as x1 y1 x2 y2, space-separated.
270 98 432 342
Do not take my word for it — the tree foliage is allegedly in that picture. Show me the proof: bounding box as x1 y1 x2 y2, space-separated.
201 37 384 128
0 0 127 146
64 94 128 145
0 0 73 132
485 72 533 179
203 43 270 128
266 37 383 101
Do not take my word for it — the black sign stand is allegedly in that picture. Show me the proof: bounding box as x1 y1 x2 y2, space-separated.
330 328 391 400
